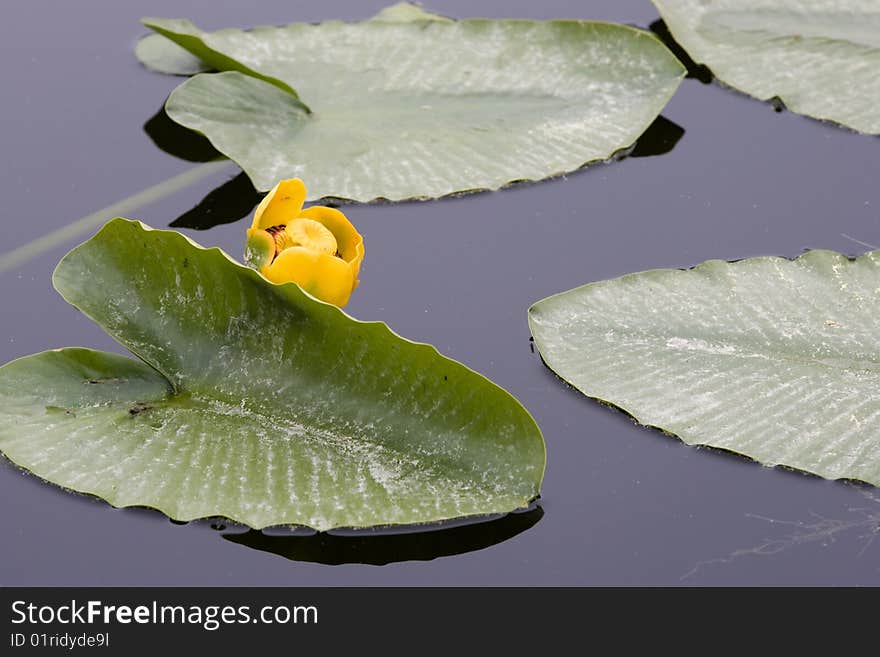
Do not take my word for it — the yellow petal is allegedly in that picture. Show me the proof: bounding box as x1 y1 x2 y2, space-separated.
244 228 276 270
252 178 307 230
298 205 365 278
263 246 356 307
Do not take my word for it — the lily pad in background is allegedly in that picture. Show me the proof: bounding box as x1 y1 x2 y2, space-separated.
0 219 545 530
652 0 880 134
153 115 684 232
136 4 685 200
529 249 880 487
135 32 211 76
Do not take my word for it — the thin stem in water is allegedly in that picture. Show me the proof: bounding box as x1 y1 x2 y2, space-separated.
0 160 234 274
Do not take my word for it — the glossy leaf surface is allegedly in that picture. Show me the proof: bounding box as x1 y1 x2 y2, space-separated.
530 250 880 486
0 220 545 530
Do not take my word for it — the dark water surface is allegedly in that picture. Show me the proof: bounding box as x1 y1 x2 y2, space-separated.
2 0 878 585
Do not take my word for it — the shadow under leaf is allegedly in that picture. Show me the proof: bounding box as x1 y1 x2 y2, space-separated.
170 172 264 229
222 506 544 565
629 115 685 159
649 20 713 84
143 104 224 162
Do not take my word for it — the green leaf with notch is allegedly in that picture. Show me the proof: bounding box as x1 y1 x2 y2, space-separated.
529 249 880 486
652 0 880 134
0 219 545 530
136 4 685 200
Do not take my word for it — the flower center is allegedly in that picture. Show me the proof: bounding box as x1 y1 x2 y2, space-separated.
266 219 339 258
286 218 338 256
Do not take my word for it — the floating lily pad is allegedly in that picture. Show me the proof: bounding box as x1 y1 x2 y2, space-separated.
529 249 880 486
136 4 685 200
652 0 880 134
0 219 545 530
135 33 211 76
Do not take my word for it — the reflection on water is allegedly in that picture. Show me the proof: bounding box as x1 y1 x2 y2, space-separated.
171 172 264 229
628 115 685 159
143 105 223 162
222 506 543 565
682 487 880 580
649 20 713 84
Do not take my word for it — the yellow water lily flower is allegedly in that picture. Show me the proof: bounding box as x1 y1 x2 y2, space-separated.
244 179 364 307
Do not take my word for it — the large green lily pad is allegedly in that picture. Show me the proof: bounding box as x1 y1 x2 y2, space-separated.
653 0 880 134
137 4 685 200
529 249 880 486
0 220 545 530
